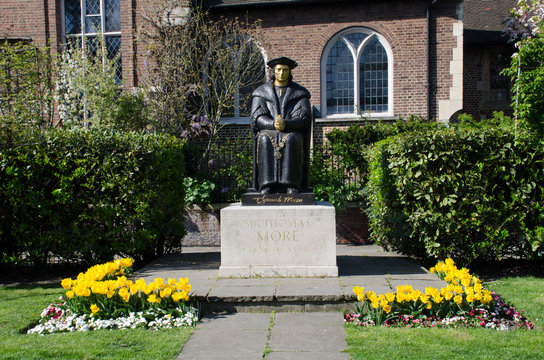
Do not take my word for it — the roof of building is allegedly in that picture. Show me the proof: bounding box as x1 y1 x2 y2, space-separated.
463 0 516 44
199 0 358 7
463 0 515 32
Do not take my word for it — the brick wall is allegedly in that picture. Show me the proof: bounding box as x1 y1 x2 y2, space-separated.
121 0 137 89
463 45 483 118
206 0 461 121
0 0 60 47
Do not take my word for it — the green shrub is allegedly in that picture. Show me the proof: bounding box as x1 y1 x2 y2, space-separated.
365 122 544 264
0 128 185 265
309 144 365 209
325 117 438 174
184 177 215 205
310 117 439 208
504 36 544 137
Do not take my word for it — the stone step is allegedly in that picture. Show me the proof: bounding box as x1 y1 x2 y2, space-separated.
134 245 447 313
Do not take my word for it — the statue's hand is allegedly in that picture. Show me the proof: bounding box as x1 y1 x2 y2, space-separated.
274 115 286 131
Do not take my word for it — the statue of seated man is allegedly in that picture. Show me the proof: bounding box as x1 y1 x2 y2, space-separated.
250 57 312 195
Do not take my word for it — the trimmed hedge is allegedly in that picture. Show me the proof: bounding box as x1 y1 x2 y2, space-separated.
366 125 544 264
0 128 185 265
325 118 439 176
310 119 440 208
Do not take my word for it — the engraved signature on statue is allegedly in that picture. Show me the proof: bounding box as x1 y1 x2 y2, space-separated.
253 195 304 205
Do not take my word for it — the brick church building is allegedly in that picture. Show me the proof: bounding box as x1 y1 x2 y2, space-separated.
1 0 515 139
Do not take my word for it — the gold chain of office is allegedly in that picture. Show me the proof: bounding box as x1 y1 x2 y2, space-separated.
257 133 292 163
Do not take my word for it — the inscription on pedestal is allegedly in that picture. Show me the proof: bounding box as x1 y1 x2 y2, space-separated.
245 218 310 256
241 192 315 206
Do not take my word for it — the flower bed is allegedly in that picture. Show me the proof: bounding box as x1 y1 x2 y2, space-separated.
345 258 534 330
28 258 199 335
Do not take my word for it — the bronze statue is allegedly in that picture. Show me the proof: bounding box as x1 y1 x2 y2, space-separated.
250 57 312 195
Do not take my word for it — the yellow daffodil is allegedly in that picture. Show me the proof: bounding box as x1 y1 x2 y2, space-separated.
147 294 161 303
353 286 365 300
61 278 73 290
130 283 139 295
160 287 173 298
385 292 396 303
433 293 444 304
90 304 99 314
119 287 130 302
154 278 166 290
172 291 189 302
419 294 430 304
426 302 432 310
481 291 493 304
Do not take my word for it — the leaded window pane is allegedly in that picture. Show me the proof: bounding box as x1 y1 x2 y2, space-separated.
64 0 81 35
86 0 100 15
86 36 98 58
85 15 101 33
345 33 368 50
326 40 354 115
105 0 121 32
360 37 388 112
105 36 122 82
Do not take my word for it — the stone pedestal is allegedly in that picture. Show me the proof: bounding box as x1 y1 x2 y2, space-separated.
219 202 338 278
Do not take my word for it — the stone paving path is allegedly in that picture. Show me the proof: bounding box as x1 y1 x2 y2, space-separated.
177 312 348 360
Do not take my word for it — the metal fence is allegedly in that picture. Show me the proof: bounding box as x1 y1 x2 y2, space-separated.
185 140 366 203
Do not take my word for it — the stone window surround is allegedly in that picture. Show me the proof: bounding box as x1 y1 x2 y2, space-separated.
320 27 394 121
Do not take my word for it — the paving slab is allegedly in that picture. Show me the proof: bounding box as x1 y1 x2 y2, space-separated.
177 313 270 360
267 312 348 359
339 274 391 286
275 277 343 301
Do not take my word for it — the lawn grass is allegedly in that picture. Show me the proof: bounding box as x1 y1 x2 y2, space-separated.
0 283 193 360
345 277 544 360
487 276 544 329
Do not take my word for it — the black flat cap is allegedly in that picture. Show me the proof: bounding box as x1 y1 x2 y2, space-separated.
267 56 298 69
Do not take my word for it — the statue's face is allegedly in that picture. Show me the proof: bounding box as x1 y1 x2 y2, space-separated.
274 64 290 85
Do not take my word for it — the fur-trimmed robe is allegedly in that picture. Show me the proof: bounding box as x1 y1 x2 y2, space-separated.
250 81 312 192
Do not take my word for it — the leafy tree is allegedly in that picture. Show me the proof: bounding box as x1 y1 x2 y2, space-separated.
55 35 147 131
504 36 544 136
0 40 55 140
139 1 266 156
504 0 544 136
